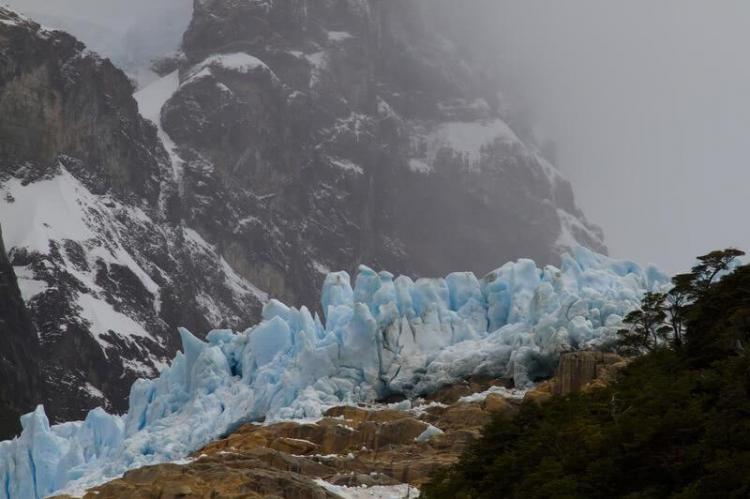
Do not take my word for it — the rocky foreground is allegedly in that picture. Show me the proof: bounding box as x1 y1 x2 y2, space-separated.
52 352 622 499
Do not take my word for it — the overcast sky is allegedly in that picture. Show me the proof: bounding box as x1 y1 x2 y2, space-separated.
490 1 750 273
3 1 748 273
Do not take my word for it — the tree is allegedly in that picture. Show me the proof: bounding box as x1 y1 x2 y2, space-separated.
662 249 745 351
688 248 744 296
617 292 671 355
666 273 693 348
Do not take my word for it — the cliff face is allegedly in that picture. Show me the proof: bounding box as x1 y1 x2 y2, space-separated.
0 225 40 439
0 7 264 423
0 9 165 203
163 0 605 307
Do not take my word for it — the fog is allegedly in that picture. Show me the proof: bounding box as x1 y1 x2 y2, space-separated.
483 1 750 273
1 0 191 78
3 0 749 273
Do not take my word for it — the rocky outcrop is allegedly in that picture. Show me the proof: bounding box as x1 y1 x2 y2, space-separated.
0 9 167 204
0 225 41 439
55 381 521 498
523 351 627 404
551 351 626 396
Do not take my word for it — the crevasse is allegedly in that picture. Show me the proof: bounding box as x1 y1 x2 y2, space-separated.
0 246 666 498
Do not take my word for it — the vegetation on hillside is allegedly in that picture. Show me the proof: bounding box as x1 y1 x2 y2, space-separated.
423 249 750 498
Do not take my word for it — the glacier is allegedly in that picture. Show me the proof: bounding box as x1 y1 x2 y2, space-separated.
0 247 666 498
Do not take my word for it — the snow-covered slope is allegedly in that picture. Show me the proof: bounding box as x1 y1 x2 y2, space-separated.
0 248 666 498
0 7 265 425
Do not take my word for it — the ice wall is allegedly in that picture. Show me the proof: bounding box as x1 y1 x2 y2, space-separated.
0 247 666 498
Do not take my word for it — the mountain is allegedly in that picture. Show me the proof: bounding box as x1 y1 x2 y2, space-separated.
0 0 604 432
163 0 606 310
0 247 666 498
2 0 191 85
0 8 265 427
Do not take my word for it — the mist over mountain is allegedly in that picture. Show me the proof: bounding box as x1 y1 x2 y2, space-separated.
428 0 750 273
6 0 749 274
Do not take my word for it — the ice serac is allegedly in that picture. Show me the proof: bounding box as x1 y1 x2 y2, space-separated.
0 247 667 498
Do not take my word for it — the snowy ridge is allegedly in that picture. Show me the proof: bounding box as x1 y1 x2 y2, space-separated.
182 52 278 87
0 247 667 498
0 169 162 353
0 160 267 412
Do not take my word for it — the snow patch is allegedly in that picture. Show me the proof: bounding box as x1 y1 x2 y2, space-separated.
313 261 331 275
328 31 353 42
315 480 420 499
305 51 327 68
0 170 95 253
83 383 105 400
184 53 275 86
408 159 432 174
457 385 527 404
134 70 185 189
12 266 48 301
429 119 520 163
0 166 165 361
76 293 151 341
330 157 364 175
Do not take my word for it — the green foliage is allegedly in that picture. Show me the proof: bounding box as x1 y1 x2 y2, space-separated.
423 250 750 499
616 291 670 355
684 264 750 366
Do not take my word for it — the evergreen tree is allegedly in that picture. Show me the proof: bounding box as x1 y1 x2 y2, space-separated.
616 291 671 355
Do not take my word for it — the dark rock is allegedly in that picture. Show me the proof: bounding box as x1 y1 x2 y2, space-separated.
0 224 41 439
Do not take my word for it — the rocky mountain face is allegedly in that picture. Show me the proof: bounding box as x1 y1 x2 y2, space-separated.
163 0 606 308
0 7 264 427
0 226 41 440
0 0 604 430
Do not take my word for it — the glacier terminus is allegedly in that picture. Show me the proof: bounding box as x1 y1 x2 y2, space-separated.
0 247 665 498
